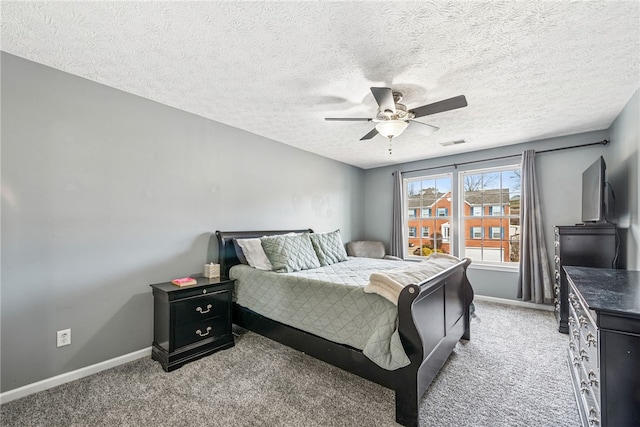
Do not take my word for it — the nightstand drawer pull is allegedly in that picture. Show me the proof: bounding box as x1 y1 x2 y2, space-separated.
196 327 212 337
196 304 213 314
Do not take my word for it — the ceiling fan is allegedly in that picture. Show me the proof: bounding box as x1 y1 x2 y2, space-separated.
325 87 468 146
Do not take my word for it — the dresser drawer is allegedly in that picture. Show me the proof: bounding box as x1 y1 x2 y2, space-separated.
174 291 230 323
174 316 230 349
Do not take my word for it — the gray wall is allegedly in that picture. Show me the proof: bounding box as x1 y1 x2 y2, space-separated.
363 130 612 299
606 89 639 270
0 53 365 392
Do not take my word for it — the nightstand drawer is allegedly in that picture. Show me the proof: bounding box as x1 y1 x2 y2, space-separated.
174 317 229 349
174 291 230 323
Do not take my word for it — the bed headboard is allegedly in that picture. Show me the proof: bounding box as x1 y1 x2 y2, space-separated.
215 229 314 278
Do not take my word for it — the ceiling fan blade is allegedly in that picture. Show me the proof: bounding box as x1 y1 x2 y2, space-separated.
410 95 468 118
409 119 440 131
370 87 396 114
325 117 372 121
360 128 379 140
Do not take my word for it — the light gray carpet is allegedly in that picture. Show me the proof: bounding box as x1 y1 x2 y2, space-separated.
1 301 580 426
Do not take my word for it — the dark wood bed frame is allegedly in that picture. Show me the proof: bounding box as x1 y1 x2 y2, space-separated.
216 229 474 427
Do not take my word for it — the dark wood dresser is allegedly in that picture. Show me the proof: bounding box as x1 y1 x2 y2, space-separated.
564 266 640 427
150 276 234 372
554 225 617 333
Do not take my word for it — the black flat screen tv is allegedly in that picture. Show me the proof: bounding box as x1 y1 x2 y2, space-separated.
581 156 606 223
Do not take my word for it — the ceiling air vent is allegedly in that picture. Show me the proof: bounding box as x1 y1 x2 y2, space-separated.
440 139 466 147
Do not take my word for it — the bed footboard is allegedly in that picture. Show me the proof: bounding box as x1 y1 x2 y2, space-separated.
394 257 473 427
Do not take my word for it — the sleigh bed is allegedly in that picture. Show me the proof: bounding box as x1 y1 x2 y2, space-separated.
216 229 474 427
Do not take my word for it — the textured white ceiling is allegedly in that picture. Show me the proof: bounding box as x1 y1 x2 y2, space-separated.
2 1 639 169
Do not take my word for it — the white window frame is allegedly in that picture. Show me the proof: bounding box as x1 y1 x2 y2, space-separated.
403 173 453 260
459 164 521 267
471 206 482 216
421 226 430 238
441 223 450 242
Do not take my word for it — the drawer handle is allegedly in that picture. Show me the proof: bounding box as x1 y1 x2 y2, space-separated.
580 380 590 394
196 304 213 314
580 349 589 362
196 327 212 337
579 315 588 327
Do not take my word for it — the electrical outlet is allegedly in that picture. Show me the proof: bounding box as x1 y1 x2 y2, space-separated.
57 329 71 347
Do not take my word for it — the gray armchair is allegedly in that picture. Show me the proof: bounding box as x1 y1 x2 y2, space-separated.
345 240 402 261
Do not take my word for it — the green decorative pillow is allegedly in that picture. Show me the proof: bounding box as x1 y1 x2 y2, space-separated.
309 229 348 266
260 233 321 273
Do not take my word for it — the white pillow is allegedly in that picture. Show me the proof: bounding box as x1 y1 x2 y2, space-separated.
236 238 273 270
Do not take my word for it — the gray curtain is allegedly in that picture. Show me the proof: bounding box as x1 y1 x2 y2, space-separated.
390 170 405 259
517 150 553 304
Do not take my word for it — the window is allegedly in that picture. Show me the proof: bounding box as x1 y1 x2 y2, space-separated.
470 227 483 239
405 174 452 258
441 223 450 242
490 205 503 216
408 209 417 218
404 165 520 265
490 227 503 239
461 166 521 264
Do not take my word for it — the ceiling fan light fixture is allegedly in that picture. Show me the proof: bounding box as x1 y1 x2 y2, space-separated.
375 120 409 139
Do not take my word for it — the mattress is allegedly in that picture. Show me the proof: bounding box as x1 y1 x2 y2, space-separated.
230 257 413 370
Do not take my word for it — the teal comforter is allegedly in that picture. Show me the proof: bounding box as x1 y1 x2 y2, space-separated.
230 257 413 370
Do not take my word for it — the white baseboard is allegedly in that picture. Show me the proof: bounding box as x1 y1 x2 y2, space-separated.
474 295 555 311
0 347 152 404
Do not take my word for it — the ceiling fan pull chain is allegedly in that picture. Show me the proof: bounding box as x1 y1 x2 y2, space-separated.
388 137 393 154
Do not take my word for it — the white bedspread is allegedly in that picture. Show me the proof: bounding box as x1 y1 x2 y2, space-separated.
365 253 461 304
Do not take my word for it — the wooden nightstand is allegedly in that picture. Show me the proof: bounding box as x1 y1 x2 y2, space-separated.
150 276 234 372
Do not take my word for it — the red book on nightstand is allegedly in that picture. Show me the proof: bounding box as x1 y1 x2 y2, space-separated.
171 277 197 287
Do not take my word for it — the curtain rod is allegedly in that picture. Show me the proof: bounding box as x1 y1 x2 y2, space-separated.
397 139 609 175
